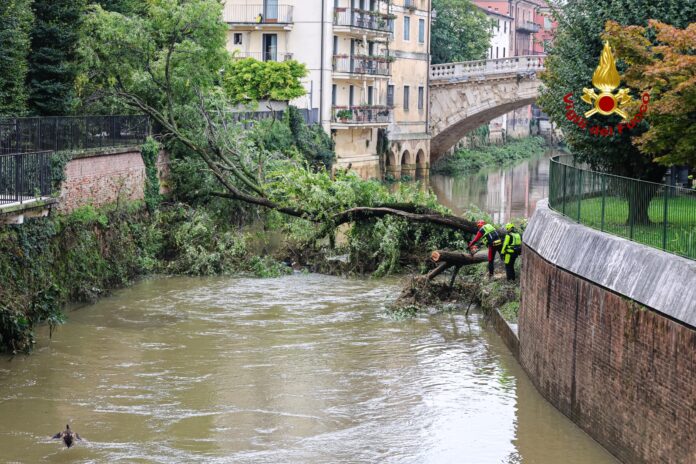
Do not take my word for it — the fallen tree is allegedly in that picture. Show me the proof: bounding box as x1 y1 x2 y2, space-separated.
78 2 509 254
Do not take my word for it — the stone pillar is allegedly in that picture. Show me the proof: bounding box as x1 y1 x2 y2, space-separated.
416 162 430 179
401 163 416 179
385 164 401 180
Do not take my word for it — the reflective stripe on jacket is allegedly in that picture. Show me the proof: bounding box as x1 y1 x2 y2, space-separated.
501 232 522 255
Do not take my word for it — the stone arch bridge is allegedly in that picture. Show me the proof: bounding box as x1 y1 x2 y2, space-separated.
428 55 546 163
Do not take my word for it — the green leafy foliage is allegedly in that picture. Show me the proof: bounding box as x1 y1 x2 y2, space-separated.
223 58 307 105
431 0 492 64
247 107 335 171
27 0 87 115
432 136 547 175
0 0 32 115
285 106 334 170
141 137 162 213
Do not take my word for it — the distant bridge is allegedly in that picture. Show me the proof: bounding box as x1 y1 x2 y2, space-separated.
429 55 546 162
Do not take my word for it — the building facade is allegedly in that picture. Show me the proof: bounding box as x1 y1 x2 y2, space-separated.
223 0 431 180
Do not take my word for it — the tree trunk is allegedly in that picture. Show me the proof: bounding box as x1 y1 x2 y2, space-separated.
431 250 488 266
626 181 659 226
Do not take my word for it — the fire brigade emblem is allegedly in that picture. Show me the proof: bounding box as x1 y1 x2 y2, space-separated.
581 41 632 119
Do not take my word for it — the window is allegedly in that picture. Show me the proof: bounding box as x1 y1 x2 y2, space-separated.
233 33 243 45
418 86 424 110
403 85 410 111
403 16 410 41
262 34 277 61
497 19 500 30
332 85 337 106
368 86 374 105
387 85 394 107
496 46 499 58
503 47 506 58
349 85 354 106
504 21 507 33
544 17 552 30
418 19 425 43
333 36 338 55
264 0 278 21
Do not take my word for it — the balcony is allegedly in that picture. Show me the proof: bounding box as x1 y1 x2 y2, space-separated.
404 0 418 11
332 106 391 127
333 8 393 37
332 55 391 77
231 51 294 62
224 4 293 28
517 20 540 33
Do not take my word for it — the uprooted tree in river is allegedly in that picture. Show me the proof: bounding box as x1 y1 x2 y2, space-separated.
78 1 505 271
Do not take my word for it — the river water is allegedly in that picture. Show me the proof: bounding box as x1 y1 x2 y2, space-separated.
431 151 553 224
0 274 617 463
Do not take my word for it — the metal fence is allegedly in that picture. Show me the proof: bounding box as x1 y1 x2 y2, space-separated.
549 155 696 260
0 115 149 155
223 4 294 24
333 56 391 76
333 9 392 33
0 151 52 206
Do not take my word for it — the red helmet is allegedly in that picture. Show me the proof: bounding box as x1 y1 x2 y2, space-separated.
476 220 486 228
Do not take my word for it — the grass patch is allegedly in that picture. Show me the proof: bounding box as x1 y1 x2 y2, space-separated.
432 136 548 175
559 195 696 259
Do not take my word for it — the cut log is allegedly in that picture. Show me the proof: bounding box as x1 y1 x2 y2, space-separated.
431 250 488 266
425 262 453 280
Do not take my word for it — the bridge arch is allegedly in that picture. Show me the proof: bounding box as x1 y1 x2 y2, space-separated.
429 56 545 162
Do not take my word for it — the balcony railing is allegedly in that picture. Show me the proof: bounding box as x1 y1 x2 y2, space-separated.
0 115 149 155
224 4 293 24
333 9 392 34
232 51 294 62
517 20 540 33
332 106 391 125
333 56 391 76
0 151 52 206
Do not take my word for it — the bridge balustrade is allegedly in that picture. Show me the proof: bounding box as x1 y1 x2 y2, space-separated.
430 55 545 81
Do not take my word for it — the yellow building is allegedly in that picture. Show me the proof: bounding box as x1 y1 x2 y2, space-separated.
223 0 431 180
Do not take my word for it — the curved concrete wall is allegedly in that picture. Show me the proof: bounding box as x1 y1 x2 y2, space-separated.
519 200 696 464
524 200 696 326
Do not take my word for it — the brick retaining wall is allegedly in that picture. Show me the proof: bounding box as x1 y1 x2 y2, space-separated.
519 202 696 464
57 147 169 213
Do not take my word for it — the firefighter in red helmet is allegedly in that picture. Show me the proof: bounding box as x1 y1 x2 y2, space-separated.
468 220 503 277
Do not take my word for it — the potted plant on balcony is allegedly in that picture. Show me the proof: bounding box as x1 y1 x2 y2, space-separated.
336 109 353 122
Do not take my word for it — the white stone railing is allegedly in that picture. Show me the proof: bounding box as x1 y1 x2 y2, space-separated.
430 55 546 81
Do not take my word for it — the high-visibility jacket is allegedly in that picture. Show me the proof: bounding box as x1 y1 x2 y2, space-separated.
501 232 522 256
470 223 502 248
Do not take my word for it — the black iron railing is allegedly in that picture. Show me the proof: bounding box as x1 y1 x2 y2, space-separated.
549 155 696 260
0 115 149 155
332 106 391 124
0 151 52 206
224 4 294 24
333 9 392 33
333 56 391 76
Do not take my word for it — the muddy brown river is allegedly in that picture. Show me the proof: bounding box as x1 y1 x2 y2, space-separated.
0 274 617 463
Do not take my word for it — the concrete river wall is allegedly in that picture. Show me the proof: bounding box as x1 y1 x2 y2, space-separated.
518 199 696 464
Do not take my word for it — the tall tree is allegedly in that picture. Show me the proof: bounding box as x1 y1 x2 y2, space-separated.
538 0 695 223
0 0 33 116
603 20 696 168
27 0 86 115
431 0 492 64
93 0 144 15
78 1 482 237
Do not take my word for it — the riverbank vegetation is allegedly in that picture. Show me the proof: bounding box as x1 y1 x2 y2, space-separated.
431 136 547 176
0 0 522 353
